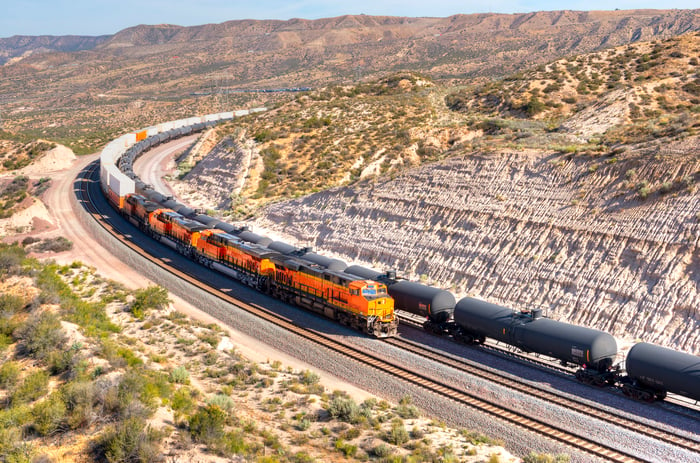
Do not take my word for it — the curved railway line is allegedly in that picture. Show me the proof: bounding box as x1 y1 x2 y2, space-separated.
385 334 700 454
77 158 696 463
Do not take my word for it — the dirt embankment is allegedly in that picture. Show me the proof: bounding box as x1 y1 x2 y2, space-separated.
254 138 700 354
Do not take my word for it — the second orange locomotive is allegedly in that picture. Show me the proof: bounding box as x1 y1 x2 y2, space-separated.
122 194 397 337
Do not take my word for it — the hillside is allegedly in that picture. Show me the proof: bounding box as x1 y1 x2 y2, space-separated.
0 246 519 463
173 33 700 354
1 10 699 154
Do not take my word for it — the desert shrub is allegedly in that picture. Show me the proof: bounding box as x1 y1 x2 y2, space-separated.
0 426 33 463
461 429 503 446
326 395 359 422
386 418 409 446
373 443 393 457
46 343 81 376
206 394 235 414
130 286 171 320
189 404 227 445
296 418 311 431
170 388 195 422
11 370 50 405
0 294 25 316
411 426 425 439
523 452 571 463
213 429 250 457
0 361 21 389
334 438 358 457
299 369 320 386
94 417 162 463
33 237 73 253
169 366 189 384
31 392 67 436
0 244 26 276
62 381 97 430
395 395 419 419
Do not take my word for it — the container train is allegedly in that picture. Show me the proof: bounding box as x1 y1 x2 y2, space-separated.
99 112 700 404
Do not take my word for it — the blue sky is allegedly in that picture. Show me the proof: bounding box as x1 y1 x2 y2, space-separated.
2 0 698 37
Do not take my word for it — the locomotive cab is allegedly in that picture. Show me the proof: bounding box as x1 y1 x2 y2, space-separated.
348 281 395 325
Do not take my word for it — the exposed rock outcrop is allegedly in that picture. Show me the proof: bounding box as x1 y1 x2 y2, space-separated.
255 139 700 354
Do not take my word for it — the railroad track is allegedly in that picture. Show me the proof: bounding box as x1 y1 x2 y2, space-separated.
77 160 670 463
385 335 700 454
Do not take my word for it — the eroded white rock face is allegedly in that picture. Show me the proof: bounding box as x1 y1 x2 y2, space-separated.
254 142 700 354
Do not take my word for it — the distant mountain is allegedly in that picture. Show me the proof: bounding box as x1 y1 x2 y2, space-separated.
3 10 699 74
0 35 109 64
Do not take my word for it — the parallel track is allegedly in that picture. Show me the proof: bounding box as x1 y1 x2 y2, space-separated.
79 159 673 463
385 335 700 454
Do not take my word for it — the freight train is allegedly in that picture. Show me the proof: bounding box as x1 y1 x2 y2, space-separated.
99 112 700 404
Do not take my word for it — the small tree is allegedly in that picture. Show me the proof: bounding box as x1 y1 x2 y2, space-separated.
17 311 67 361
130 286 171 320
189 404 227 445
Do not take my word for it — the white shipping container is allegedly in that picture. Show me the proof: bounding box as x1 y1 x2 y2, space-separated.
157 121 174 132
250 107 267 113
123 133 137 147
234 109 249 117
220 111 234 119
146 127 158 136
109 170 135 197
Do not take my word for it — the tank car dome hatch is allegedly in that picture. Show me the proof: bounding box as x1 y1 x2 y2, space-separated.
193 214 219 226
389 281 455 322
344 265 384 280
268 241 297 255
145 191 166 203
176 206 197 218
237 231 273 246
625 342 700 402
214 222 237 234
300 252 348 271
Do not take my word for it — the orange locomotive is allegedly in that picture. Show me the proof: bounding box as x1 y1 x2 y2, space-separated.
120 196 398 337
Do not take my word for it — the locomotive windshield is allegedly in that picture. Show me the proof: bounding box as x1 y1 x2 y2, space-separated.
361 284 387 298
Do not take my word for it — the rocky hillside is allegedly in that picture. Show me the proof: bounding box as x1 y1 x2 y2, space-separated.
0 35 108 65
173 34 700 354
256 140 699 354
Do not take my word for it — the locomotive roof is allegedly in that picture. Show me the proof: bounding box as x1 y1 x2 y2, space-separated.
172 216 209 232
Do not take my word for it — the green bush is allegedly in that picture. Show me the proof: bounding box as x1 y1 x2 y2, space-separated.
334 438 358 457
16 311 66 361
0 361 21 389
62 381 97 430
386 418 409 446
169 366 190 384
214 430 249 457
395 395 419 419
372 443 393 457
11 370 49 405
31 392 67 436
0 244 26 276
299 369 320 386
189 404 227 445
326 395 359 422
130 286 171 320
523 452 571 463
170 388 195 421
206 394 235 414
95 417 162 463
0 294 25 316
0 426 34 463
